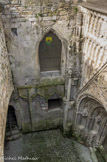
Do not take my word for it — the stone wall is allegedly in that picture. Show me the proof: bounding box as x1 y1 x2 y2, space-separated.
80 6 107 88
74 4 107 150
75 63 107 147
0 14 13 161
0 0 82 133
1 0 81 87
0 0 106 156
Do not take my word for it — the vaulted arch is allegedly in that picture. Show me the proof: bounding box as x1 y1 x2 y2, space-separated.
75 97 107 147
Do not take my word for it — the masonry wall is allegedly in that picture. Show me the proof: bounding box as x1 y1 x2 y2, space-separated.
0 15 13 161
0 0 106 153
0 0 82 133
80 6 107 88
1 0 80 87
74 4 107 150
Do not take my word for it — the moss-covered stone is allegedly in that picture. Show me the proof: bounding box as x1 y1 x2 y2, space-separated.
22 118 62 133
22 123 32 133
62 122 73 138
17 78 64 89
19 89 28 99
36 78 65 88
18 78 65 100
37 85 64 101
33 118 62 131
72 132 85 145
97 146 107 162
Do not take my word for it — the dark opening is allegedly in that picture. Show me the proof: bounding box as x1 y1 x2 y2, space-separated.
48 99 62 110
6 106 18 132
39 31 62 72
11 28 18 36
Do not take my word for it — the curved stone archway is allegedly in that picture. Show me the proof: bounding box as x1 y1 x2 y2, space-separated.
35 28 68 77
75 97 107 147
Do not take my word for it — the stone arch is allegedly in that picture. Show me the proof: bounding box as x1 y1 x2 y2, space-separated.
6 105 18 132
87 106 104 131
75 95 107 147
36 28 68 77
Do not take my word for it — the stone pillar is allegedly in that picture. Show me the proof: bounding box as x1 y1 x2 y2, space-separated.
63 45 74 133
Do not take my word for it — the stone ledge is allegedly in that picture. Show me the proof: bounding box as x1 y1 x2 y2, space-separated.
80 1 107 15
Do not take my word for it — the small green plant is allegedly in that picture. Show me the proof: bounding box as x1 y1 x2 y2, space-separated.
74 7 78 13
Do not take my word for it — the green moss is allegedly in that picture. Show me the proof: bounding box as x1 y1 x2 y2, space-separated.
74 7 78 14
18 89 28 99
18 78 65 100
17 78 64 90
72 132 84 144
36 78 65 88
98 146 107 162
22 123 32 133
35 13 43 18
22 118 62 133
37 85 64 101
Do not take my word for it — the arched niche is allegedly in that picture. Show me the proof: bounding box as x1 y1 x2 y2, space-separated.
6 105 18 132
39 31 62 72
75 96 107 147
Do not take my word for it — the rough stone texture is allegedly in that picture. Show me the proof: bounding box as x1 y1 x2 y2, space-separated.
1 0 80 87
4 129 93 162
0 0 106 161
0 0 81 134
80 6 107 88
0 15 13 161
73 4 107 151
75 96 107 146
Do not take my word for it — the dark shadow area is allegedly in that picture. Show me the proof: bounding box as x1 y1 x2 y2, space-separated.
48 99 62 110
5 105 21 141
6 106 18 131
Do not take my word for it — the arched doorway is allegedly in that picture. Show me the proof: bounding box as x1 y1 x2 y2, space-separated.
6 106 18 136
76 97 107 147
39 31 62 72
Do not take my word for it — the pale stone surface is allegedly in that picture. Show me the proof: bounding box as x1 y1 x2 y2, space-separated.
0 0 106 161
0 15 13 162
80 6 107 88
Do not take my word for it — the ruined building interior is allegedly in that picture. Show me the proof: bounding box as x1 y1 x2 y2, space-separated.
0 0 107 162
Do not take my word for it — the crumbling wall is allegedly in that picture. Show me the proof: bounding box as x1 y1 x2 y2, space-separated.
0 0 82 133
1 0 80 86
